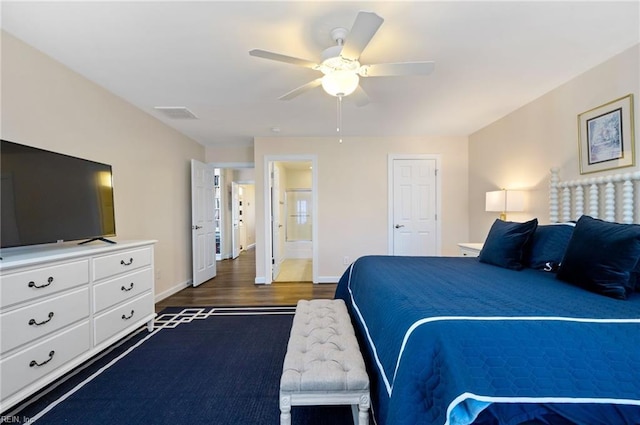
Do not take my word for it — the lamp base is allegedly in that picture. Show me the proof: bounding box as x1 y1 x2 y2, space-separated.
499 212 507 221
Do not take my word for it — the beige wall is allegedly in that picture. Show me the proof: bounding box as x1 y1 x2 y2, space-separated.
1 32 205 300
469 44 640 242
253 136 469 282
284 166 312 190
206 145 253 164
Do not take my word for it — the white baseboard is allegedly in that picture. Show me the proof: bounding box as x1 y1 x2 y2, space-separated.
255 276 267 284
155 279 191 303
316 276 340 284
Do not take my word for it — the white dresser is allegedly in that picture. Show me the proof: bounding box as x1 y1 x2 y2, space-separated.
0 240 156 411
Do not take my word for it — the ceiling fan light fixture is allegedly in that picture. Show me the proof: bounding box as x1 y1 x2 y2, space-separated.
250 11 433 106
321 71 359 97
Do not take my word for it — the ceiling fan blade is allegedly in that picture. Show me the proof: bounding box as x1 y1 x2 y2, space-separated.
350 85 369 107
359 61 435 77
340 11 384 61
278 78 323 100
249 49 318 69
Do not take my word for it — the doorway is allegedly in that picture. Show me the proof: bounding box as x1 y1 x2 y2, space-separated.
265 156 318 284
212 165 256 263
275 188 313 282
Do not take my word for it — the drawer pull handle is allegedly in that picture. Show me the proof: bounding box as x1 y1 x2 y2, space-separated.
122 310 135 320
121 282 135 292
29 312 55 326
30 350 55 367
120 258 134 266
28 276 54 289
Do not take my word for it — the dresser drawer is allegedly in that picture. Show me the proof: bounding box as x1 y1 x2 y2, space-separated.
94 293 154 346
93 247 152 281
0 260 89 308
1 288 90 354
93 268 153 313
0 321 90 401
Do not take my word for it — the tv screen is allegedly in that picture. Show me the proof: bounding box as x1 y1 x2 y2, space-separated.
1 140 116 248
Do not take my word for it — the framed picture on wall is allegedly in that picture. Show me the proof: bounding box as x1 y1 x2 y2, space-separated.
578 93 635 174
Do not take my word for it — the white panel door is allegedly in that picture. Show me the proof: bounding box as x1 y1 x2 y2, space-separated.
191 159 217 287
392 159 437 256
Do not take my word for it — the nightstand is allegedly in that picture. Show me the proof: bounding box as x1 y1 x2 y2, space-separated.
458 243 483 257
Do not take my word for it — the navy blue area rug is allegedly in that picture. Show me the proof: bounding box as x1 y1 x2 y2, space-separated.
4 307 353 425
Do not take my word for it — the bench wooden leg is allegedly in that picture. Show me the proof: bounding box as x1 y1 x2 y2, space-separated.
280 394 291 425
358 403 369 425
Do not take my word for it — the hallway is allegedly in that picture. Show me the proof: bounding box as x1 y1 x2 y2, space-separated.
155 248 336 311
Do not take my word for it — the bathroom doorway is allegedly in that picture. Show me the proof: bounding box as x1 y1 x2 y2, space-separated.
266 157 317 283
276 188 312 282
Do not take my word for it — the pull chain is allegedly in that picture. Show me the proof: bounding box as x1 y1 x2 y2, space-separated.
337 95 343 143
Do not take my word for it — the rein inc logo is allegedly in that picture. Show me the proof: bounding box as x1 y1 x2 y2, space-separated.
0 416 34 424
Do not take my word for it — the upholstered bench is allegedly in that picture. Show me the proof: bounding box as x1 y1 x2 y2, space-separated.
279 299 370 425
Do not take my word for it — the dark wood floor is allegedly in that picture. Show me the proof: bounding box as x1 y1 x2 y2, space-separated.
155 248 338 312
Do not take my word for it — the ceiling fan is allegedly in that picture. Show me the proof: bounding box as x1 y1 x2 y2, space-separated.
249 11 435 107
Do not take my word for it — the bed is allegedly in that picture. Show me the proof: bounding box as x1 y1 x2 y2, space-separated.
334 169 640 425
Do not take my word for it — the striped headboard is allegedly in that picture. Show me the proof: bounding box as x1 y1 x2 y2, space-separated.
550 168 640 224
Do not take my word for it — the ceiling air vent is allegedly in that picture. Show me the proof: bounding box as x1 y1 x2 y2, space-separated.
154 106 198 120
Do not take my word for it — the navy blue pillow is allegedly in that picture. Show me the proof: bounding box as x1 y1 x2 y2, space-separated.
525 224 574 271
479 218 538 270
557 215 640 300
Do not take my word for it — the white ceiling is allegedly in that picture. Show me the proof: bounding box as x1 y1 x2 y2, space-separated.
2 1 639 148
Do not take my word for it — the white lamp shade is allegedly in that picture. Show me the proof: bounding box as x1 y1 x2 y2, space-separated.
485 190 525 212
321 71 359 97
505 190 525 212
485 190 506 212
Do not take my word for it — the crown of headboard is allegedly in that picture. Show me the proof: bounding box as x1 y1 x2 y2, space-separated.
550 168 640 224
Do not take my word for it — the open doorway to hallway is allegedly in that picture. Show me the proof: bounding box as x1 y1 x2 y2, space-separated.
268 159 316 283
214 166 256 263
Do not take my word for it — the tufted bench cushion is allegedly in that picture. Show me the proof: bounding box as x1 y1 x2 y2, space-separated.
279 299 370 425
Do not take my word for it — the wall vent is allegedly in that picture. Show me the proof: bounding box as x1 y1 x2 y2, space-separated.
154 106 198 119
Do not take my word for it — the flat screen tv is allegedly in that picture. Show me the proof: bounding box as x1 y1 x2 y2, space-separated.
1 140 116 248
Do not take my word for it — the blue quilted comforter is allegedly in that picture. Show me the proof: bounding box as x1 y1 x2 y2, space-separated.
334 256 640 425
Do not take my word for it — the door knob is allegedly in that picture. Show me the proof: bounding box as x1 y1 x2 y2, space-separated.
395 224 405 229
192 225 203 230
